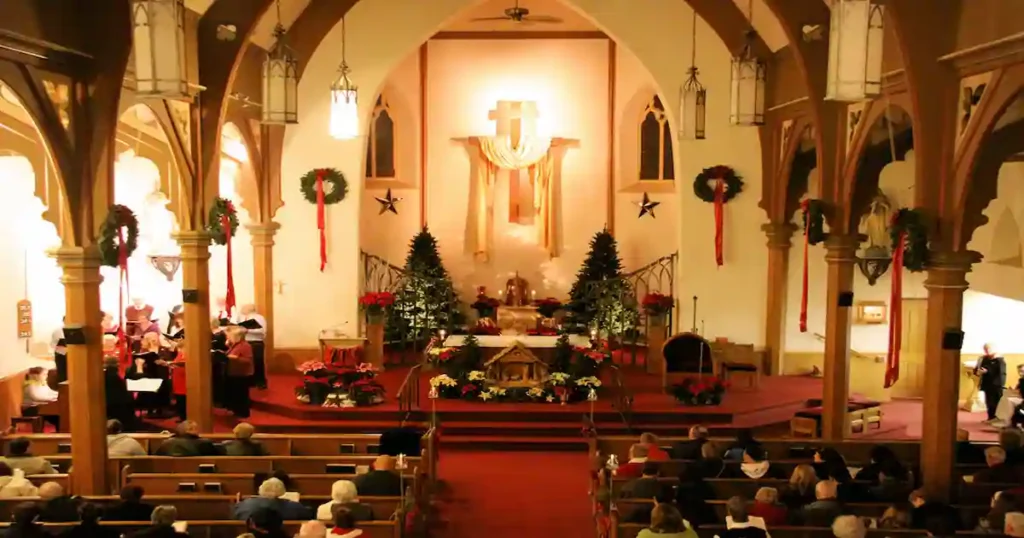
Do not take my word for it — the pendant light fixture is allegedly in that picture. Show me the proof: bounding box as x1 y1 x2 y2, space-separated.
825 0 886 102
262 0 299 124
679 10 707 140
130 0 190 99
729 0 767 126
329 16 359 140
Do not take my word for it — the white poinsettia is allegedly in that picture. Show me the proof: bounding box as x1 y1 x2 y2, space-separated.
429 374 457 388
479 391 492 401
576 376 602 388
486 386 506 396
549 372 570 385
467 370 486 381
428 347 453 356
545 395 555 402
527 387 546 398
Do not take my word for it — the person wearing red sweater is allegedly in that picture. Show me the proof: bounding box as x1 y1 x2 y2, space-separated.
168 332 187 420
749 487 788 527
225 326 255 419
614 444 649 479
640 432 670 461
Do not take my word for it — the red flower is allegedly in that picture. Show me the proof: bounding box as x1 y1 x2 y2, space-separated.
642 293 674 315
554 386 567 397
461 384 478 395
359 292 395 308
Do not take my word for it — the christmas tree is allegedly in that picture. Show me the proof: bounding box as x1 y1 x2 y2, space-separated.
566 229 636 332
386 228 460 341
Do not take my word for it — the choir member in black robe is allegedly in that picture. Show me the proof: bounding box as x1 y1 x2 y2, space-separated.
211 317 229 407
976 343 1007 422
126 333 171 416
104 357 136 430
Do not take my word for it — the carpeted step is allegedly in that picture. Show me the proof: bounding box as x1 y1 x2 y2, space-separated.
439 434 588 451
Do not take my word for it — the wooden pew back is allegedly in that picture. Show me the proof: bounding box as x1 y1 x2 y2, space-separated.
0 520 400 538
0 433 388 456
612 499 989 523
125 472 418 497
612 521 999 538
592 437 928 463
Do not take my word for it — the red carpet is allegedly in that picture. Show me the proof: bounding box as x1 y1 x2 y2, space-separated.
434 451 592 538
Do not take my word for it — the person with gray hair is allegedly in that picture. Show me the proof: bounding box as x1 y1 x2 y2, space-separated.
232 477 312 522
974 446 1022 483
154 420 220 456
296 520 327 538
798 480 842 527
130 505 190 537
672 425 710 460
717 497 768 538
832 515 867 538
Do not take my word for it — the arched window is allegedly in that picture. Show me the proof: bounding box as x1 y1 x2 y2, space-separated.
365 94 395 179
638 95 674 181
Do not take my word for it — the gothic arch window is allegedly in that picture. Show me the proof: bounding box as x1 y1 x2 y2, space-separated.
365 94 396 179
638 95 674 181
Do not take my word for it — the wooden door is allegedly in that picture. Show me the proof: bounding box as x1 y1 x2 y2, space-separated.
889 298 928 399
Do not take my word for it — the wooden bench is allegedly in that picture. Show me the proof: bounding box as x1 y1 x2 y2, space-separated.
0 495 404 522
590 436 932 463
597 458 985 481
791 399 884 438
0 520 400 538
611 499 989 523
611 521 996 538
123 472 419 497
23 473 70 491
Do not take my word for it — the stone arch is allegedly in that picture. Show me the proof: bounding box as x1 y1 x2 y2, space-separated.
987 207 1022 267
0 79 73 244
222 121 261 224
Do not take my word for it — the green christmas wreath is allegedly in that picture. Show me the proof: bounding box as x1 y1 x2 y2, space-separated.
890 208 930 272
693 165 744 204
207 197 239 246
300 168 348 205
98 204 139 267
801 199 828 246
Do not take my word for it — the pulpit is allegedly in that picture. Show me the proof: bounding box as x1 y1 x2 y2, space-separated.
318 330 369 368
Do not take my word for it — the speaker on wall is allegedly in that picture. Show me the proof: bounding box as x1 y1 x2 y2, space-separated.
838 291 854 307
942 329 965 350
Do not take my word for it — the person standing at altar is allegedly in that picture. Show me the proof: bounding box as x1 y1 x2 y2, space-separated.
238 304 267 390
976 343 1007 423
224 326 254 418
125 298 154 352
49 318 66 384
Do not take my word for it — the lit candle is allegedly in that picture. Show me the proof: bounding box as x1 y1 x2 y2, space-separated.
531 290 536 300
498 290 504 297
590 328 598 340
439 329 447 342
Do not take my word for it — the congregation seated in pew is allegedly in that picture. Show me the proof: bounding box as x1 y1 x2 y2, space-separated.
108 419 147 457
155 420 222 457
234 477 313 521
0 463 37 498
104 485 155 522
0 438 56 475
317 480 373 522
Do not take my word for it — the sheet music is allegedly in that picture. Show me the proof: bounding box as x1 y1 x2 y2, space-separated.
126 378 164 392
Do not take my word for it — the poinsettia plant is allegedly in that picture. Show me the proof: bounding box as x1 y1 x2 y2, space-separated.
295 361 385 407
471 294 501 317
534 297 563 318
359 291 395 317
671 376 729 406
641 293 674 316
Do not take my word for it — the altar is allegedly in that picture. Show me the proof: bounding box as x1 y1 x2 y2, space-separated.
443 334 589 364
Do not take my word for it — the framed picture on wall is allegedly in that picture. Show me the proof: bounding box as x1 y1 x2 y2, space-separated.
855 301 888 325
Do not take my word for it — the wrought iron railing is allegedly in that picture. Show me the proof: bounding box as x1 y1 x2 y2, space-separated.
606 363 634 431
396 363 422 425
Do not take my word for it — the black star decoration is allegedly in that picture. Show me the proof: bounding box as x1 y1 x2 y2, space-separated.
375 188 402 215
635 192 660 219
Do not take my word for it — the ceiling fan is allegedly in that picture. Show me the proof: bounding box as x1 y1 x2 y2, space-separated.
470 0 564 24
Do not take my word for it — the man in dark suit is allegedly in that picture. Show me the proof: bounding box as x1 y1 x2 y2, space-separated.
671 425 709 460
976 343 1007 423
622 462 667 499
973 446 1024 483
354 455 403 496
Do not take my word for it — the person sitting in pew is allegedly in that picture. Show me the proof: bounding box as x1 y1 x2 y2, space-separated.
64 503 119 538
624 488 675 524
974 446 1024 484
221 422 270 456
733 445 785 480
107 419 146 457
297 520 327 538
879 504 911 529
317 480 374 522
780 464 818 510
868 459 911 503
0 463 38 497
749 487 787 527
103 485 154 522
1000 429 1024 466
0 438 56 475
5 502 48 538
696 442 726 479
1006 511 1024 537
909 488 959 531
796 480 842 527
330 506 365 537
614 444 649 479
956 429 988 465
639 432 670 461
813 448 852 483
724 429 760 461
723 496 770 538
671 426 709 460
854 445 905 484
832 514 867 538
36 481 80 522
355 455 403 497
925 511 960 538
154 419 222 456
675 464 715 528
623 462 669 500
246 506 291 538
104 359 137 432
20 367 59 430
637 503 698 538
976 491 1016 533
233 477 313 522
128 505 189 538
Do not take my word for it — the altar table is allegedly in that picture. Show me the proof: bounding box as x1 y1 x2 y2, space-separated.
442 334 590 363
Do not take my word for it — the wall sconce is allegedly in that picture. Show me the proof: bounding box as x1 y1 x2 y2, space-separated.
855 300 888 324
148 255 181 281
856 245 892 285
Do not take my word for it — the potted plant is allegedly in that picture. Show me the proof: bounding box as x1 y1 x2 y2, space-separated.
471 292 501 319
359 291 395 324
641 293 674 325
672 376 729 406
534 297 563 319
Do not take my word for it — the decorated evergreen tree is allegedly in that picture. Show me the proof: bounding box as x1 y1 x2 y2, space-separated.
566 229 636 333
552 333 573 373
386 228 460 341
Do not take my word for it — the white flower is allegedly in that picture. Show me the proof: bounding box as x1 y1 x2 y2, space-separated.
487 386 506 396
430 374 457 387
576 376 602 388
468 371 486 381
479 391 492 401
545 395 555 402
527 387 545 398
549 372 570 385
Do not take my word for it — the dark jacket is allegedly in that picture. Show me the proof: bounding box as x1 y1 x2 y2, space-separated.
354 470 402 496
233 497 313 522
103 501 154 522
3 523 51 538
671 439 707 460
154 434 221 457
814 461 852 483
38 496 81 522
622 477 668 500
221 439 269 457
675 483 716 527
718 526 768 538
779 485 816 510
911 501 960 531
973 463 1024 484
869 477 910 503
955 442 987 465
128 525 190 538
976 355 1006 390
63 522 121 538
798 499 843 527
695 458 726 479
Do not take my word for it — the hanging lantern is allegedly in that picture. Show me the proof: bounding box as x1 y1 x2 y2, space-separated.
262 24 299 124
130 0 190 99
825 0 885 102
730 31 766 127
330 64 358 140
679 12 706 141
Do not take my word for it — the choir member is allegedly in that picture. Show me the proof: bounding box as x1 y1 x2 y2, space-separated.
104 357 136 430
127 333 171 416
238 304 267 389
166 306 184 338
976 343 1007 423
224 326 254 418
214 296 234 322
167 331 187 420
49 318 66 384
101 311 118 336
124 298 154 352
211 318 229 407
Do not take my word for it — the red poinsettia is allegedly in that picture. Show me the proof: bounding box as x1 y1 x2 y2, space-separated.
642 293 674 316
359 292 395 316
534 297 563 318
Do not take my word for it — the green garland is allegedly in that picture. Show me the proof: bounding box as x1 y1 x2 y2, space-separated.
98 204 139 267
300 168 348 205
890 208 930 272
207 197 239 246
801 199 828 246
693 165 744 204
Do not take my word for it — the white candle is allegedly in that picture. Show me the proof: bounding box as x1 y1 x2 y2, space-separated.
498 290 504 297
531 290 536 299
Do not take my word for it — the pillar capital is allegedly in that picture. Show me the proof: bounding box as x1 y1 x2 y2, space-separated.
924 250 982 291
246 221 281 247
761 222 798 249
174 230 212 247
823 234 864 263
54 247 103 285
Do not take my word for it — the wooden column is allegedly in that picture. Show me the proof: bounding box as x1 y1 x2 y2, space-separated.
762 222 797 376
821 234 860 440
921 251 977 501
54 247 107 495
247 222 279 370
176 231 213 431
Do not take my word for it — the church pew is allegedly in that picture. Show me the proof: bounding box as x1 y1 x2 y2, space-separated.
124 472 419 497
610 499 990 523
590 437 929 464
1 432 387 456
0 495 404 522
0 520 400 538
611 520 997 538
25 473 70 490
602 458 986 478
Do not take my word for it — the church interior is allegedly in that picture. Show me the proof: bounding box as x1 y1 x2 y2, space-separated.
1 0 1024 536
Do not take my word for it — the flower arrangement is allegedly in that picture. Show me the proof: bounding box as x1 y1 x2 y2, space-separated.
641 293 674 317
671 376 729 406
427 346 457 366
534 297 563 318
359 291 395 320
526 327 559 336
471 293 501 318
468 319 502 335
295 361 386 407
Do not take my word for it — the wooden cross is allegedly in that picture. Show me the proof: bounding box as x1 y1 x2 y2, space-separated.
488 101 540 224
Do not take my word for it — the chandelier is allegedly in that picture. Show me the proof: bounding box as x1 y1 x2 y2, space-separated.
825 0 886 102
262 0 299 124
130 0 190 99
329 17 359 140
729 0 766 126
679 10 706 140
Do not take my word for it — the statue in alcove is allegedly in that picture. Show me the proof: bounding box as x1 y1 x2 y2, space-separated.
862 189 893 250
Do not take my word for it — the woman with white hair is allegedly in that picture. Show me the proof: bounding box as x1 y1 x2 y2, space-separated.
232 477 312 522
317 480 374 522
832 515 867 538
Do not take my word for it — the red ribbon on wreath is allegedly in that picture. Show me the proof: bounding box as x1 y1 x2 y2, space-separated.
885 228 905 388
222 206 236 316
713 179 725 267
799 200 810 333
316 170 327 272
116 222 131 369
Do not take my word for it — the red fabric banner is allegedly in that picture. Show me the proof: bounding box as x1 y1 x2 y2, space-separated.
222 214 236 316
799 200 810 333
713 179 725 266
117 227 130 370
885 232 905 388
316 170 327 271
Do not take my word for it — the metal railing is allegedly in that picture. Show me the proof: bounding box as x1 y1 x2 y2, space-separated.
396 363 422 426
606 363 634 432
